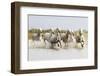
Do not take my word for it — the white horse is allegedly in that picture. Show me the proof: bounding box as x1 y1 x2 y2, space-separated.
60 32 68 47
60 30 76 48
30 32 45 48
75 29 85 48
66 30 76 48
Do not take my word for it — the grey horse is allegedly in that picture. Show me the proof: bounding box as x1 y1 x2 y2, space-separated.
43 31 62 48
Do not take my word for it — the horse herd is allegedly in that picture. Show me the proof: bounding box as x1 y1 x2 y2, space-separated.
29 29 87 49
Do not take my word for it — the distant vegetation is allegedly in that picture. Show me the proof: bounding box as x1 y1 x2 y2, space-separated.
29 28 88 33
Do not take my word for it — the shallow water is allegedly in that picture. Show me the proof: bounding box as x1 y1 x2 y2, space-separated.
28 46 88 61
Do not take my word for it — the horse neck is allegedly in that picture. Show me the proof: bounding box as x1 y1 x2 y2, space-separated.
68 34 74 41
57 33 61 40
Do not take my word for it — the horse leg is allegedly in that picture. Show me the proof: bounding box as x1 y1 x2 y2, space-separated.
66 42 69 48
51 43 55 49
57 43 59 47
43 39 47 48
58 40 62 48
81 41 84 48
64 42 66 48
